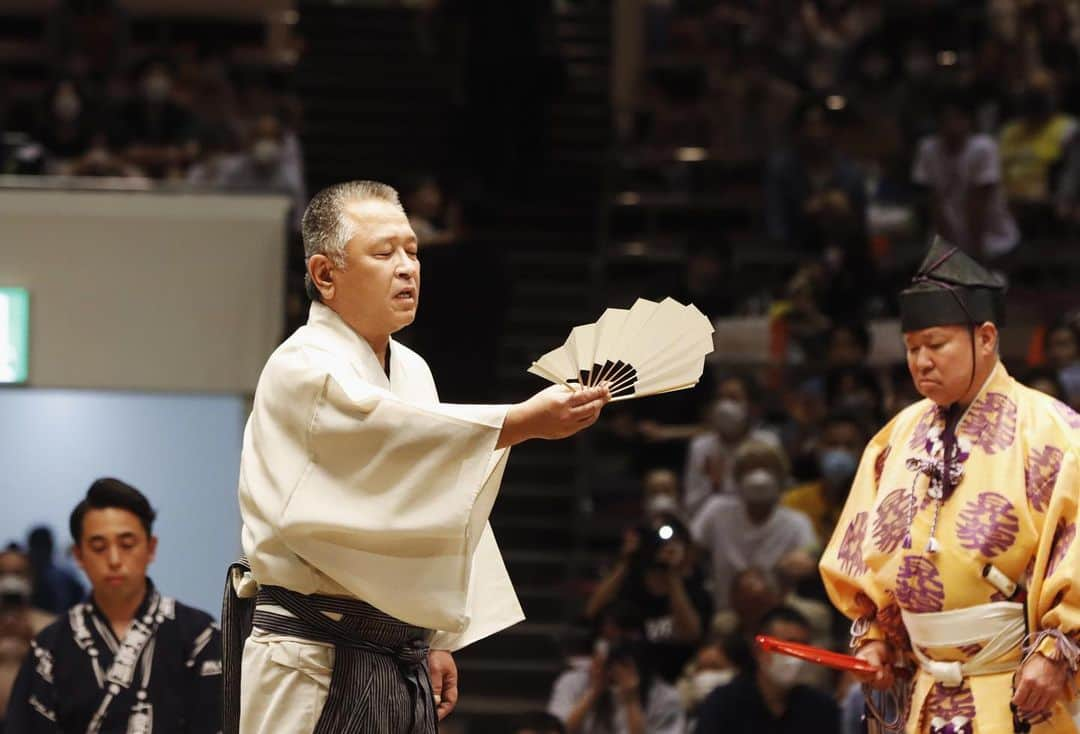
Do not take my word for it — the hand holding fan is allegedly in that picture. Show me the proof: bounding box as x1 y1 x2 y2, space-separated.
528 298 715 401
755 635 880 674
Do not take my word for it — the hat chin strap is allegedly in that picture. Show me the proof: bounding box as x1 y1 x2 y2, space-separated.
961 324 977 407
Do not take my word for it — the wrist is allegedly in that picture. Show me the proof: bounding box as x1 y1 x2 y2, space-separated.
501 403 532 447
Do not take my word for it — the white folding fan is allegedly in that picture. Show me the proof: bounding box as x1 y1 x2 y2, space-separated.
528 297 715 401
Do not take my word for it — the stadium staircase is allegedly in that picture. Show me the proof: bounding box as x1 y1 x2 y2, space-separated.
296 2 614 730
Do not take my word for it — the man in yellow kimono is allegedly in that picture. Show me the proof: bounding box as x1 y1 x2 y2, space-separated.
821 236 1080 734
223 180 610 734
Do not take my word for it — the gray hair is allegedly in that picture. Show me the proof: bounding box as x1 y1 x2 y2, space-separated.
301 180 403 302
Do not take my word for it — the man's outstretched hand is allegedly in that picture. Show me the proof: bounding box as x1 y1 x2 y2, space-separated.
498 384 611 448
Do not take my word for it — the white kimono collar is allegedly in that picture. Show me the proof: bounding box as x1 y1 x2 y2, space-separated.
306 302 401 392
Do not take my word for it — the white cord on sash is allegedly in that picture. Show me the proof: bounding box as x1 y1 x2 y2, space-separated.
902 602 1026 687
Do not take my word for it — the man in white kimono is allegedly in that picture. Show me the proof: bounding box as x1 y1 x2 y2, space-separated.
224 180 610 734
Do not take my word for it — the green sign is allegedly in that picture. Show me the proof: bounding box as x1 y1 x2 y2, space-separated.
0 287 29 384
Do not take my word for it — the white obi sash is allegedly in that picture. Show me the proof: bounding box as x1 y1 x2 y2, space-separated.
902 602 1025 687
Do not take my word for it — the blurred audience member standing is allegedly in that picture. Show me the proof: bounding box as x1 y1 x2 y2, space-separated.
0 544 54 731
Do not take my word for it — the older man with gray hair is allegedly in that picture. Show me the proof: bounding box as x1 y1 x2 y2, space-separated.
224 180 610 734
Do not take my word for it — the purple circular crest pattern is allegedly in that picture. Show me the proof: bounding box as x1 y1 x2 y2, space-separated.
873 488 914 553
1054 399 1080 429
874 445 891 489
924 682 976 725
955 492 1020 558
838 512 869 576
1048 522 1077 578
908 408 940 450
958 392 1017 455
895 556 945 612
1026 445 1064 513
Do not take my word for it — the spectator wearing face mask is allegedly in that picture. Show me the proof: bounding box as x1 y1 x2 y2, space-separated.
675 636 734 720
34 78 97 168
711 560 831 697
585 513 711 683
211 113 307 232
682 374 781 517
586 470 685 620
640 468 682 522
550 640 685 734
691 441 817 612
117 57 197 178
712 567 782 642
0 543 54 730
693 606 840 734
781 410 868 545
712 561 832 655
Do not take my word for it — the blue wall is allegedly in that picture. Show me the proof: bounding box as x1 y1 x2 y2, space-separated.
0 388 246 617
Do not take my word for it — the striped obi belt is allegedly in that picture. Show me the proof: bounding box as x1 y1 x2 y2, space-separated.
902 601 1026 688
222 558 437 734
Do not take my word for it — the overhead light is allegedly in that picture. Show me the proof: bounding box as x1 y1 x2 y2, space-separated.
675 146 707 162
937 50 958 67
826 94 846 111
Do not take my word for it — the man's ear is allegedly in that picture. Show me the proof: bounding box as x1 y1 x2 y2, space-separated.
978 321 999 355
307 254 335 302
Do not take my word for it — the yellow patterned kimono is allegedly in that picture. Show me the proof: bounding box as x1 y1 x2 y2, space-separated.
821 363 1080 734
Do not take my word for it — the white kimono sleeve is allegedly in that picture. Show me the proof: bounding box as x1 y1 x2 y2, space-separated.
275 349 524 645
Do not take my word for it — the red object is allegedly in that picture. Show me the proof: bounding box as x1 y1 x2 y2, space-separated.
755 635 880 674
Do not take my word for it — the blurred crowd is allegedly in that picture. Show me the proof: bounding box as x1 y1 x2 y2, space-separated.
0 528 84 729
619 0 1080 326
0 2 307 230
3 1 1080 733
546 2 1080 731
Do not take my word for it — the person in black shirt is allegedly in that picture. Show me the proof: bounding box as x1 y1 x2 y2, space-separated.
587 513 712 683
6 479 221 733
694 606 839 734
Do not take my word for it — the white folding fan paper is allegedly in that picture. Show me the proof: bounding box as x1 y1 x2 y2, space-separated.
528 297 715 401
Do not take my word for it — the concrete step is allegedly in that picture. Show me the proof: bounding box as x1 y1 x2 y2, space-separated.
496 489 578 519
502 552 573 587
490 516 575 551
514 586 570 621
